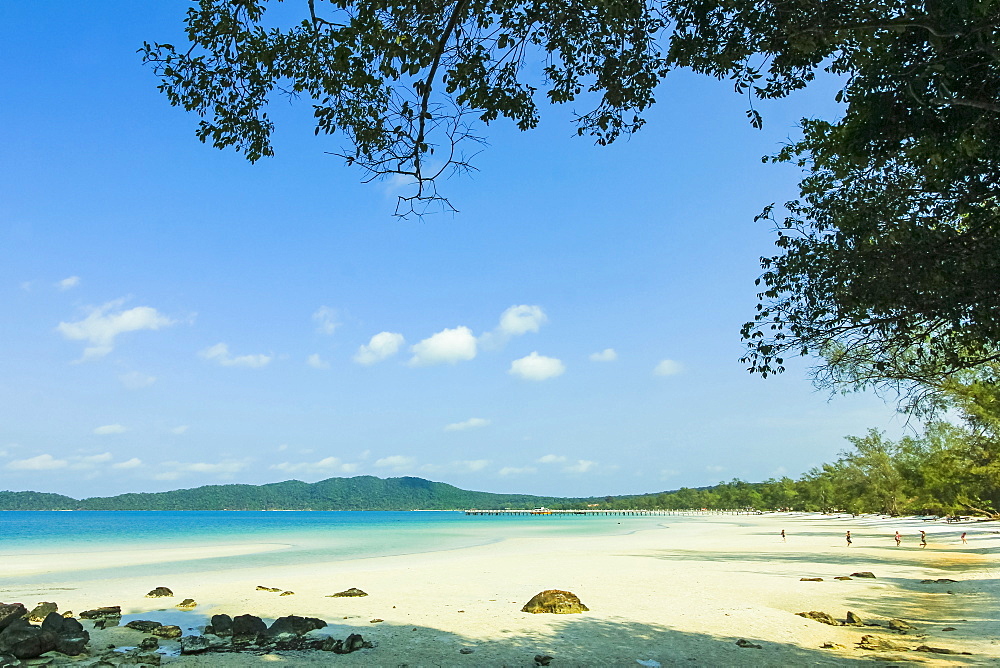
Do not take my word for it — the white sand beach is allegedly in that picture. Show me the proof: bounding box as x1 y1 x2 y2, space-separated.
3 513 998 666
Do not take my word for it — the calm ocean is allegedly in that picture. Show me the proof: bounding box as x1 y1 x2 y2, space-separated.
0 511 668 585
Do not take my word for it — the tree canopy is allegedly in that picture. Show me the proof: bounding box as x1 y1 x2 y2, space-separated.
145 0 1000 398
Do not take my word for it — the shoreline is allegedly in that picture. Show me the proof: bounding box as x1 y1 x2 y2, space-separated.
2 513 996 665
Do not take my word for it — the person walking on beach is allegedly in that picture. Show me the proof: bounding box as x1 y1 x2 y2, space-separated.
961 532 968 544
919 530 927 548
894 531 901 546
781 529 786 542
846 530 853 547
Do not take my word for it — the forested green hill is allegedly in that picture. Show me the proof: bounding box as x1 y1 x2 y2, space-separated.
0 476 590 511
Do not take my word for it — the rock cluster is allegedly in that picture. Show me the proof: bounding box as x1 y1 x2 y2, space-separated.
521 590 589 614
328 588 368 597
0 602 89 661
144 587 173 598
178 613 371 656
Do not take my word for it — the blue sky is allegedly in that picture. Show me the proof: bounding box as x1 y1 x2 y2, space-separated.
1 2 907 498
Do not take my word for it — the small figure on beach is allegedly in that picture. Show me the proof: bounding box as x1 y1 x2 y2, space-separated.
961 532 967 544
894 531 901 546
845 530 852 547
781 529 786 542
919 530 927 548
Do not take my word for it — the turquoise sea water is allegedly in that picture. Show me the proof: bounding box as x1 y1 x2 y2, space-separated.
0 511 668 585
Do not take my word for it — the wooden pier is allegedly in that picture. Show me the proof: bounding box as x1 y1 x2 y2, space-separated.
464 508 755 516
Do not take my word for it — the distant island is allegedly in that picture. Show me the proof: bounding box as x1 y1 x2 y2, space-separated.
0 476 601 511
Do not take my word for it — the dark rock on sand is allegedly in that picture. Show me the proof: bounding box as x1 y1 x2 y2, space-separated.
736 639 762 649
858 634 909 651
460 647 474 654
145 587 173 598
231 614 266 641
279 591 295 596
915 645 971 655
26 603 56 624
845 611 864 626
799 577 823 582
0 605 27 632
180 635 212 655
834 576 852 581
80 607 122 620
0 622 57 660
534 655 554 666
256 586 281 592
151 625 182 639
796 611 840 626
888 619 915 632
850 572 876 579
175 599 197 610
207 614 233 637
266 616 327 637
329 588 368 597
820 642 846 649
125 621 163 633
521 590 589 614
41 612 84 636
139 637 159 651
369 619 384 624
321 633 370 654
109 648 162 665
942 627 956 631
55 634 89 656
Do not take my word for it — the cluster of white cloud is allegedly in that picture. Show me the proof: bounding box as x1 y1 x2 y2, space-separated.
154 459 249 481
654 359 683 376
4 451 140 472
57 299 176 361
589 348 618 362
374 455 416 471
307 353 331 370
93 424 127 435
353 331 405 365
509 352 565 381
312 306 340 335
444 417 490 432
409 326 477 366
57 276 80 291
271 456 359 474
200 342 272 368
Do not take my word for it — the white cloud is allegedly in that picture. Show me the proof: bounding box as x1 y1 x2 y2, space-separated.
653 359 683 376
375 455 416 471
57 299 175 360
566 459 597 474
509 352 565 381
57 276 80 291
93 424 127 435
7 454 69 471
499 466 537 476
480 305 547 349
312 306 340 335
77 452 113 466
200 342 272 368
162 460 249 476
537 454 567 464
409 326 477 366
354 332 405 365
170 425 189 435
119 371 156 390
113 458 143 470
589 348 618 362
705 465 724 473
444 417 491 432
453 459 490 472
153 471 180 481
271 456 355 474
307 353 331 370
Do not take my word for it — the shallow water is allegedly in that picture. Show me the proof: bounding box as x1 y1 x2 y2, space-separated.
0 510 669 585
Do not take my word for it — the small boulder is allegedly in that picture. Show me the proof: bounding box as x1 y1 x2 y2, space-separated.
112 649 162 665
26 603 56 624
0 605 28 632
328 588 368 598
175 599 197 610
279 591 295 596
40 612 83 636
820 642 846 650
208 614 233 637
369 619 384 624
256 586 281 592
735 639 762 649
936 578 958 583
845 611 864 626
145 587 173 598
151 625 182 639
834 576 853 581
521 590 589 614
460 647 474 654
887 619 915 632
231 614 266 641
534 655 554 667
797 611 840 626
124 621 162 633
915 645 970 655
79 607 121 620
54 634 89 656
180 635 212 655
799 577 823 582
858 634 908 651
850 572 876 579
266 616 327 637
139 637 159 651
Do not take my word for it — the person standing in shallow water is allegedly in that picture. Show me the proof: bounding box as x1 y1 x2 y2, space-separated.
920 530 928 548
781 529 786 542
895 531 902 546
961 532 968 544
846 530 853 547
